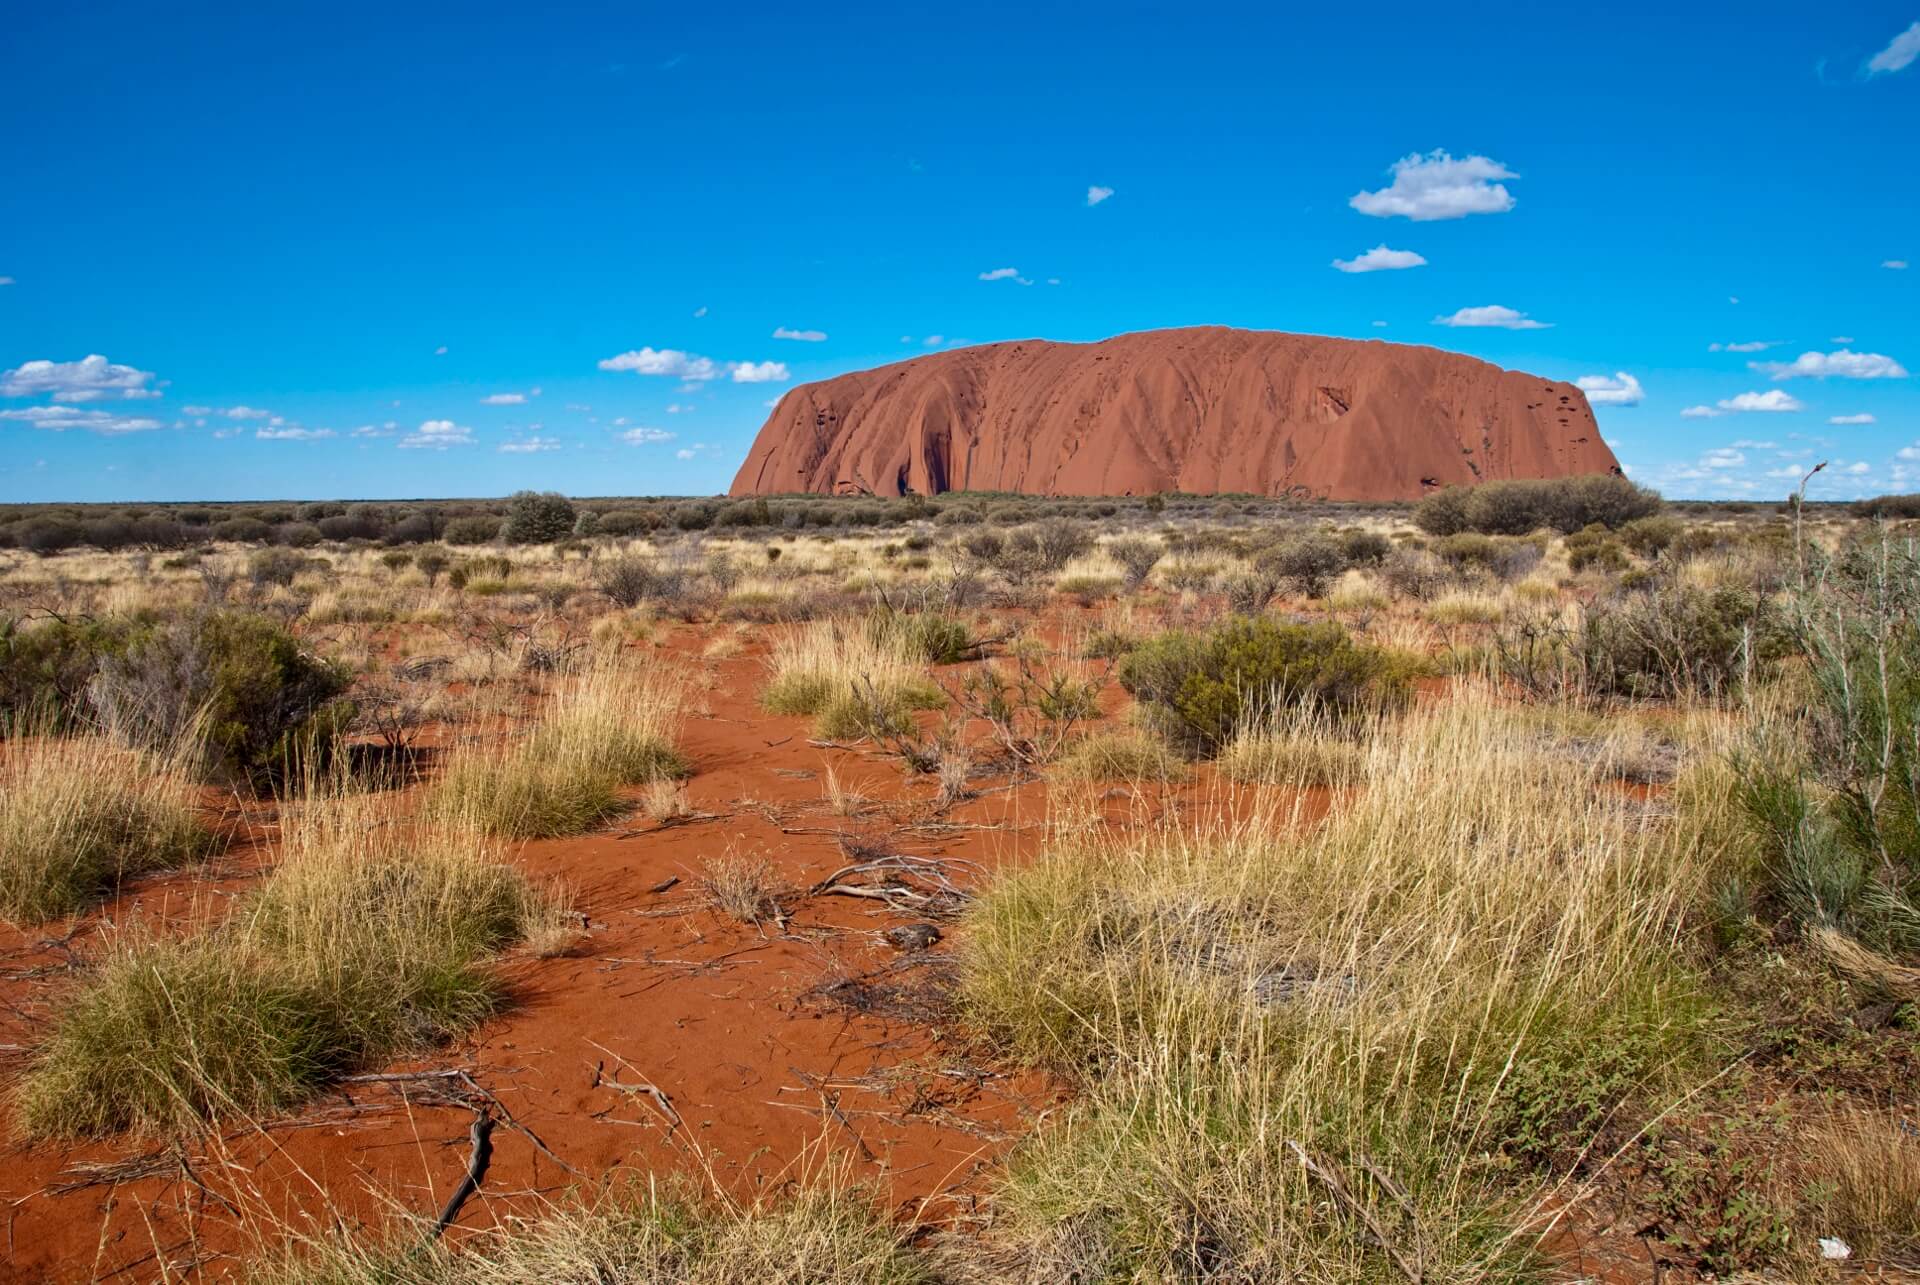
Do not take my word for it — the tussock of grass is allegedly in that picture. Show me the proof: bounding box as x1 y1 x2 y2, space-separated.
762 621 944 740
962 686 1716 1279
1052 731 1185 783
0 735 217 924
253 1176 928 1285
1800 1110 1920 1258
1217 721 1367 787
17 792 565 1138
435 662 687 838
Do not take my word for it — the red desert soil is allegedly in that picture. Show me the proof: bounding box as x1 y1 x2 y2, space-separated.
730 326 1621 501
0 620 1315 1282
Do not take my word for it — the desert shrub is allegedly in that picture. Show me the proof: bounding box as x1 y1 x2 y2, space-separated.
935 504 984 526
596 554 678 608
873 611 978 665
87 611 354 781
415 551 450 587
1222 569 1282 616
501 491 577 544
1106 537 1164 591
1581 584 1781 700
0 737 216 923
1851 493 1920 520
0 613 147 729
762 621 945 740
1118 617 1413 757
17 796 563 1138
249 547 309 588
211 516 273 543
1621 514 1685 557
275 521 323 548
1254 533 1347 598
1379 548 1451 600
1338 529 1392 565
1417 475 1661 536
444 515 501 545
1564 528 1629 574
1028 518 1096 572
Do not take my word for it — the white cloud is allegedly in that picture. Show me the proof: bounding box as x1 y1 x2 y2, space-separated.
1432 304 1550 330
481 393 527 405
398 419 474 449
693 305 708 317
676 448 697 460
1371 320 1389 327
350 424 395 438
1681 405 1722 419
1831 336 1855 344
0 405 163 434
499 436 561 453
1576 372 1645 406
1886 260 1910 270
1 354 159 401
1718 390 1805 413
1867 20 1920 74
256 426 335 440
598 347 722 380
923 334 945 347
1709 341 1778 353
216 405 273 420
1829 413 1877 425
1332 244 1427 273
434 345 448 355
1840 460 1872 475
773 327 827 342
1751 349 1909 380
1350 150 1517 221
666 403 692 414
1701 448 1746 469
1086 185 1113 206
0 276 13 286
978 267 1033 285
621 426 674 444
730 360 789 383
1897 442 1920 461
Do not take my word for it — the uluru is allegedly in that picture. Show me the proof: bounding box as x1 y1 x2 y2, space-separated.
730 326 1620 501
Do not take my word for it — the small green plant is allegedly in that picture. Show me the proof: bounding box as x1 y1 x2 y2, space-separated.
1118 617 1413 757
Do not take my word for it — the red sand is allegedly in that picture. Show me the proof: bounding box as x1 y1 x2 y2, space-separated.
731 326 1620 500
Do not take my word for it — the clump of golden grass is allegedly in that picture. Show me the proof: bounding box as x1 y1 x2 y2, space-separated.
1052 730 1186 783
434 662 688 838
0 734 218 924
1799 1109 1920 1258
1326 570 1391 615
963 685 1716 1279
17 789 567 1138
700 852 783 924
1217 712 1368 788
760 620 944 740
251 1170 928 1285
1426 590 1506 625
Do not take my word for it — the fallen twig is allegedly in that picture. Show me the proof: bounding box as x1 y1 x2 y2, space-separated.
429 1110 495 1238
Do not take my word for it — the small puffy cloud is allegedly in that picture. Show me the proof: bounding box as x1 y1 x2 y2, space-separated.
693 305 708 317
676 448 697 460
1886 260 1910 270
398 419 474 449
350 423 396 438
1831 336 1855 344
1350 150 1517 221
434 345 448 355
1709 341 1777 353
1681 405 1722 419
1839 460 1872 475
923 334 945 347
0 276 14 286
216 405 273 420
1332 244 1427 273
256 426 335 440
978 267 1020 281
1866 20 1920 74
1086 185 1113 206
1432 304 1550 330
1897 442 1920 461
1751 349 1909 381
620 427 674 444
1371 320 1389 327
1830 413 1877 425
481 392 527 405
730 360 789 383
499 436 561 453
0 405 163 434
773 327 827 342
1718 390 1805 413
598 347 722 380
1577 372 1645 406
1701 448 1746 469
1 354 160 401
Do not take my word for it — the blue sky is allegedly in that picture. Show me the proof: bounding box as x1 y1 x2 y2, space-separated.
1 2 1915 503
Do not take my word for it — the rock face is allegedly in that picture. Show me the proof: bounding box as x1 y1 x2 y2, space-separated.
729 326 1619 500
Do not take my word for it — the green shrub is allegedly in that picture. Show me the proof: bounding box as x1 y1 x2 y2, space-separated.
443 515 501 545
89 611 353 780
1118 617 1413 757
0 613 147 730
1581 585 1781 700
1416 475 1661 536
1254 533 1348 598
501 491 577 544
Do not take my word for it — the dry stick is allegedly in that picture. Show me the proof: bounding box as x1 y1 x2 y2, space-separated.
428 1110 496 1239
341 1068 581 1177
1284 1140 1423 1285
